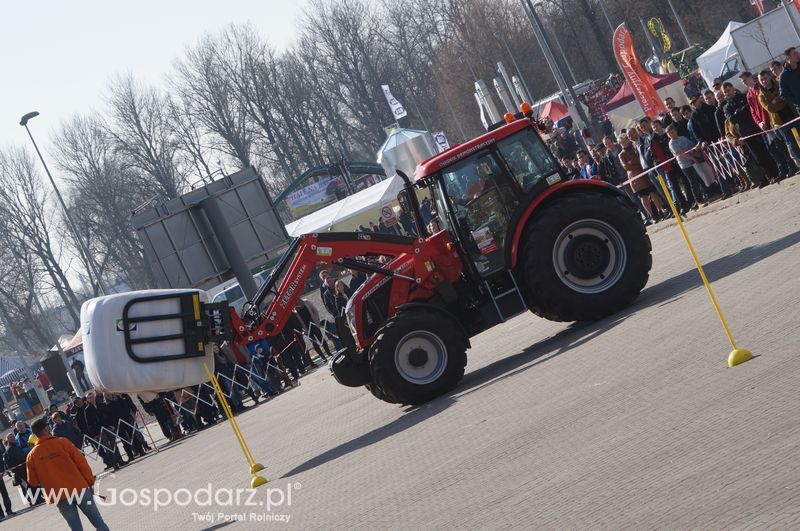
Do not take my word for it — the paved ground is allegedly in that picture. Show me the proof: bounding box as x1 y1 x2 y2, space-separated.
6 178 800 529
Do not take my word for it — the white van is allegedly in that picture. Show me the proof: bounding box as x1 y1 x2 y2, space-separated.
207 269 272 314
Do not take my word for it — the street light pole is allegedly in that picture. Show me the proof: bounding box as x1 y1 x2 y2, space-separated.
20 112 109 295
666 0 691 48
522 0 592 130
597 0 616 34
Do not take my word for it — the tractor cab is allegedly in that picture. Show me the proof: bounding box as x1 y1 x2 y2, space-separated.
400 119 564 330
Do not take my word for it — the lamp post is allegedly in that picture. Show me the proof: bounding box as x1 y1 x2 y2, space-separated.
666 0 691 48
19 111 109 295
523 0 592 130
597 0 616 34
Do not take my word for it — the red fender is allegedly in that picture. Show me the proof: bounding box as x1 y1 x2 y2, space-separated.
508 179 625 268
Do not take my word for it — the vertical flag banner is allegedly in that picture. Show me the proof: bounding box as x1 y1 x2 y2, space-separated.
613 23 667 119
381 85 407 120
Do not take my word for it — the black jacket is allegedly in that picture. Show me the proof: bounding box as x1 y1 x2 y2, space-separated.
595 156 621 184
347 273 367 297
70 403 88 434
82 402 106 435
3 442 27 482
673 119 690 139
723 91 760 136
690 103 722 142
52 421 84 449
321 285 338 317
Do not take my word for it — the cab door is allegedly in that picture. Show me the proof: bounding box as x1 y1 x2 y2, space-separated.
438 150 519 277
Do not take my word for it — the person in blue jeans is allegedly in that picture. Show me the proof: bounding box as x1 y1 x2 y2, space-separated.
667 125 710 207
759 69 800 172
26 418 110 531
250 345 279 397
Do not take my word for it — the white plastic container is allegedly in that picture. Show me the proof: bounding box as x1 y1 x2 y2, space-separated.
81 289 215 393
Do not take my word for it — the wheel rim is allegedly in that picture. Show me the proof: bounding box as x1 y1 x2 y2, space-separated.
552 219 627 294
394 331 448 385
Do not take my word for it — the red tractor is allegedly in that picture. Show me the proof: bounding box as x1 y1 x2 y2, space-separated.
230 117 652 405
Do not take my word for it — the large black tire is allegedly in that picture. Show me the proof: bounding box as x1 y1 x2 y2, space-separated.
522 192 652 322
365 383 397 404
368 309 467 405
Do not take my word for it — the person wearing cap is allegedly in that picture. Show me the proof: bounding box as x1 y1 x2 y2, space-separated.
26 418 109 530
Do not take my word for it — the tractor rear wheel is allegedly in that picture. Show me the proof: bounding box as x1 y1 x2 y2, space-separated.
522 192 651 322
368 309 467 405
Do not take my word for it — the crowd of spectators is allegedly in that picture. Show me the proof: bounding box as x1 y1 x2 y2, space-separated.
547 47 800 224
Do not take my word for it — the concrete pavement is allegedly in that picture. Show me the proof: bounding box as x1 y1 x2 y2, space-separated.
5 177 800 529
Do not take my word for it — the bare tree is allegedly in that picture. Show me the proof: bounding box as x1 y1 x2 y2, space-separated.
0 147 82 329
106 74 187 199
54 113 158 289
172 33 258 172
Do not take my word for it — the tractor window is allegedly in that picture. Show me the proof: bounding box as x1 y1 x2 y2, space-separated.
496 129 561 193
441 152 518 275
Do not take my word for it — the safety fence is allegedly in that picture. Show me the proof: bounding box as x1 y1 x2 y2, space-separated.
615 114 800 190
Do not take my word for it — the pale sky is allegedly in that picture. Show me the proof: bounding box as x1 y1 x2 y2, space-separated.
1 0 310 149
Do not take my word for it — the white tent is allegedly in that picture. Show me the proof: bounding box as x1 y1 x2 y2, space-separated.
285 175 405 237
696 21 745 88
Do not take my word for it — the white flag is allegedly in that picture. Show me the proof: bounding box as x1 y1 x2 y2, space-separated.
381 85 407 120
433 132 450 152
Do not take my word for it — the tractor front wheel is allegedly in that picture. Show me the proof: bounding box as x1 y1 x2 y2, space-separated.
368 309 467 405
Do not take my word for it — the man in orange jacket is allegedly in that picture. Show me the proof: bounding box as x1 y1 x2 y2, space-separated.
26 418 110 531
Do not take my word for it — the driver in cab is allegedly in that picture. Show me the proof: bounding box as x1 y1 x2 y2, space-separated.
467 161 496 199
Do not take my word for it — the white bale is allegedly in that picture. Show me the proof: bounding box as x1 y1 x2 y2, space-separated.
81 289 215 393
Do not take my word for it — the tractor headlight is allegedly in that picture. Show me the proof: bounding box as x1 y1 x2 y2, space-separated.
345 299 357 337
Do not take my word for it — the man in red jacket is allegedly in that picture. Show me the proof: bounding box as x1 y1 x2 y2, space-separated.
26 418 109 531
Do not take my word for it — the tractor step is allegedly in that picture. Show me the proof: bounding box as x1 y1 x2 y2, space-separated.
483 270 527 323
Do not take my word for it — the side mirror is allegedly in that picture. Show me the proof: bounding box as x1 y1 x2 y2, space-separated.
397 188 411 213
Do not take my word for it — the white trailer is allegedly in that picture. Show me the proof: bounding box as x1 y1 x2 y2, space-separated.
729 5 800 75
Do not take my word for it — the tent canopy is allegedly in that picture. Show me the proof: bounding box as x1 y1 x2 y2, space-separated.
696 22 745 88
48 332 83 356
604 73 682 112
285 175 405 237
540 100 570 123
605 75 689 133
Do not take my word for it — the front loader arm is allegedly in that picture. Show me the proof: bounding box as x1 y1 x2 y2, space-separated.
230 232 428 345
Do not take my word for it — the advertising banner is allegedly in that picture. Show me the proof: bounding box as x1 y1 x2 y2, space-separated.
285 175 346 218
613 23 667 119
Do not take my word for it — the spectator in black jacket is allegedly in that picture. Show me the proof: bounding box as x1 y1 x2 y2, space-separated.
347 269 367 297
3 433 38 507
0 439 13 518
689 94 721 143
84 391 124 470
51 411 83 449
103 393 146 461
722 82 777 185
779 46 800 111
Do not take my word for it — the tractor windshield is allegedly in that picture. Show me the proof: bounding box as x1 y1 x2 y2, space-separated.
495 128 561 193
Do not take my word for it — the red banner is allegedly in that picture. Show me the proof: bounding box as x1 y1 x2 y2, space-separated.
794 0 800 14
613 23 666 119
